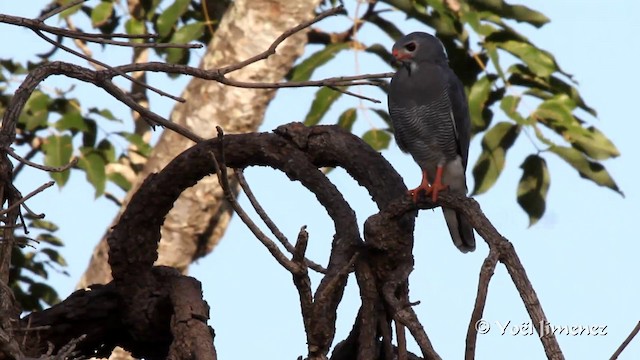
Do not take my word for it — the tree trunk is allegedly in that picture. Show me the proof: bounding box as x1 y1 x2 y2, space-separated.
78 0 321 288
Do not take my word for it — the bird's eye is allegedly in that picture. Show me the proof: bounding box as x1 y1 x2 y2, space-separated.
404 42 416 52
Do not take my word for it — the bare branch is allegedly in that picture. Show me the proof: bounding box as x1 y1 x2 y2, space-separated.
99 80 202 142
465 250 499 360
236 170 327 273
31 29 185 102
416 194 565 359
20 202 46 219
610 320 640 360
219 6 345 74
38 0 88 21
6 147 78 173
12 145 40 179
0 181 54 217
328 85 381 104
211 127 301 274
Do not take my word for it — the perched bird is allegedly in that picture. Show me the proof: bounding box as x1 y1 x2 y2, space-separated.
387 32 475 253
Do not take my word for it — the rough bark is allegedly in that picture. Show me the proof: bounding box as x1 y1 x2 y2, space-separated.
17 123 562 359
78 0 321 288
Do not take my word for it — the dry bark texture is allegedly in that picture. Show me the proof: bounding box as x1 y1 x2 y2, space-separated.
22 124 414 359
18 123 563 359
78 0 321 288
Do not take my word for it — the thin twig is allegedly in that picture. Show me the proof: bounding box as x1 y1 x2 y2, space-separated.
103 192 123 207
465 250 499 360
220 6 345 74
12 145 40 179
100 81 203 142
38 0 87 21
610 320 640 360
32 29 184 102
72 33 203 49
6 147 78 173
417 193 565 359
20 202 45 219
236 170 327 273
292 226 314 332
212 127 301 273
0 181 54 217
328 85 381 103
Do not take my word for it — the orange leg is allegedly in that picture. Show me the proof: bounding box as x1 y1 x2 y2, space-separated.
430 165 449 202
408 170 432 202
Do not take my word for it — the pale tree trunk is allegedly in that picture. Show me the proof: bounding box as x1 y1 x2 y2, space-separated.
78 0 321 288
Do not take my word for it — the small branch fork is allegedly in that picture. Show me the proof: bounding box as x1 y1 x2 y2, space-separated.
14 123 571 360
412 193 565 360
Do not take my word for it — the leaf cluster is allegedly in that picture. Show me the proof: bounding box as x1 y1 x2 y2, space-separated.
293 0 621 225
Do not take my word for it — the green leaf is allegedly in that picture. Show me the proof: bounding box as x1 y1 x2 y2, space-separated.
468 75 495 132
55 111 87 132
42 135 73 187
517 155 550 226
499 95 527 125
550 146 622 196
509 65 596 116
365 44 395 66
469 0 550 27
30 219 59 232
462 10 498 36
472 122 520 195
534 94 589 138
172 22 204 43
57 0 83 18
157 0 190 38
28 283 60 306
78 149 107 197
117 132 152 157
496 40 556 77
91 1 114 28
82 118 98 148
362 129 391 151
142 0 162 20
88 107 121 122
303 87 343 126
337 108 357 131
97 139 116 163
0 59 27 74
37 233 63 246
571 126 620 160
108 172 132 192
484 43 506 81
125 18 147 44
24 259 47 278
167 22 205 63
40 249 68 267
288 43 349 82
19 91 51 131
366 13 404 41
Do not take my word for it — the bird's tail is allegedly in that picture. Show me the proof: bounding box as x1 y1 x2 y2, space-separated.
443 208 475 253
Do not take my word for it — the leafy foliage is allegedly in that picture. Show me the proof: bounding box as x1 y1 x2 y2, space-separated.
1 0 230 308
293 0 620 224
1 0 622 309
10 217 66 311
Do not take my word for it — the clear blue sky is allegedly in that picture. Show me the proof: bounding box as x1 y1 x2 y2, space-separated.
2 1 639 359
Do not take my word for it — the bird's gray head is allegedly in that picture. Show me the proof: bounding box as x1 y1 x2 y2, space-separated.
392 32 448 65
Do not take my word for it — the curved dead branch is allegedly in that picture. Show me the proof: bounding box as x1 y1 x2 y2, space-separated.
17 123 562 360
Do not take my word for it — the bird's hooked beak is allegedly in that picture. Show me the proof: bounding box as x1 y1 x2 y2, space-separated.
391 48 415 74
392 48 412 61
